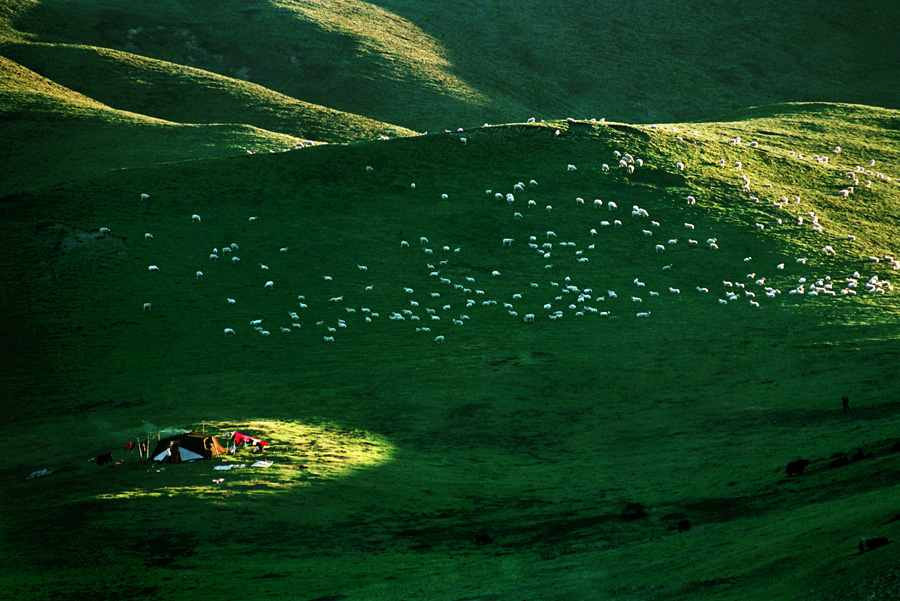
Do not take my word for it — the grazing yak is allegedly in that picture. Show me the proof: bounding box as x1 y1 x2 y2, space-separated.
786 459 810 476
859 537 890 553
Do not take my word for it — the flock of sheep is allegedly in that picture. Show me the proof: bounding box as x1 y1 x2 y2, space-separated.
126 124 895 344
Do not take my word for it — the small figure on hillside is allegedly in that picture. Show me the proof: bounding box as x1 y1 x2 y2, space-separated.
842 394 851 412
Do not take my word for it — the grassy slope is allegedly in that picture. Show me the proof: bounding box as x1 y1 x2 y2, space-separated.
0 41 417 143
0 55 305 197
1 103 899 600
4 0 900 131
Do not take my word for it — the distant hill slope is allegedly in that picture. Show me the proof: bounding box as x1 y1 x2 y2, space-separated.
0 56 305 197
0 41 417 144
3 0 899 131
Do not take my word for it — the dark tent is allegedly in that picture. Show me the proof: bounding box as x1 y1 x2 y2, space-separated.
151 431 226 463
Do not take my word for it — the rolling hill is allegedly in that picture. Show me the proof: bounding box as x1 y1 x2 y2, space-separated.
2 100 899 600
2 1 900 600
3 0 900 131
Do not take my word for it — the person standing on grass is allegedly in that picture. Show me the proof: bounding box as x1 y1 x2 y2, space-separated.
842 394 850 412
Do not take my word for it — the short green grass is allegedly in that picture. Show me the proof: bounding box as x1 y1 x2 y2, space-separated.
2 102 899 600
4 0 900 130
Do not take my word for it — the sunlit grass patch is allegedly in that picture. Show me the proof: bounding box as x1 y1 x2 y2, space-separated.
94 419 394 501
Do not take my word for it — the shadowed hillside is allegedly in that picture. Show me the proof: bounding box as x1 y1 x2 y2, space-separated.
2 102 899 601
3 0 900 130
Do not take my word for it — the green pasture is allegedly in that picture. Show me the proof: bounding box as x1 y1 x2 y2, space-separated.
2 104 900 600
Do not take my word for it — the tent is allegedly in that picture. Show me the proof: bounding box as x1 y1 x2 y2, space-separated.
151 431 226 463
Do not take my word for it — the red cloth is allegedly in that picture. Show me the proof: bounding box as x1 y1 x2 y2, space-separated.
233 432 267 447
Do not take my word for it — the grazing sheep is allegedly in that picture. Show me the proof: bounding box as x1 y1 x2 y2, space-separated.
264 281 274 289
502 238 514 247
224 328 236 336
196 271 203 279
144 233 153 240
99 227 111 235
142 302 152 311
148 265 159 272
192 214 201 223
676 162 685 170
435 335 445 343
567 164 577 171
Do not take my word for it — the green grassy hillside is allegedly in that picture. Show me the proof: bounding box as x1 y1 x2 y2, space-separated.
0 55 306 197
4 0 900 130
0 40 417 143
2 103 899 600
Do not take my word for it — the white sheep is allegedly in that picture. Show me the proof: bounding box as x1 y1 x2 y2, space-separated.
224 328 236 336
148 265 159 272
655 244 665 252
502 238 514 247
567 164 577 171
140 193 150 201
99 227 111 235
264 281 274 289
144 233 153 240
192 214 201 223
142 302 152 311
435 335 445 343
676 162 685 170
196 271 203 279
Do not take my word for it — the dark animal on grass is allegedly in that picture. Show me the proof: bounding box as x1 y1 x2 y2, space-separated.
828 456 849 469
96 452 113 466
786 459 810 476
678 520 691 533
859 537 890 553
851 449 871 462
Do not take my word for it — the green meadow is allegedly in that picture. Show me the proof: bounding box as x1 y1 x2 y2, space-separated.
1 2 899 600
